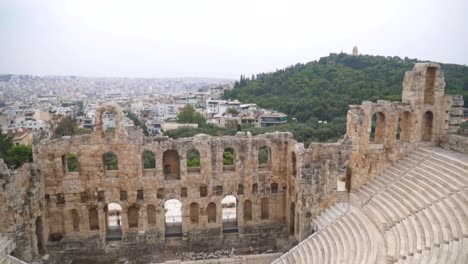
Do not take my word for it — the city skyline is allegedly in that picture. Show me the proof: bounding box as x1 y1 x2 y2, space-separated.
1 0 468 79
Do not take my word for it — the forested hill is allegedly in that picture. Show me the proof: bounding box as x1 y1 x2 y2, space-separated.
223 53 468 123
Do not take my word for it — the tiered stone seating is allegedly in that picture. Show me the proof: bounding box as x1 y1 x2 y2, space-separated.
274 203 383 264
274 147 468 264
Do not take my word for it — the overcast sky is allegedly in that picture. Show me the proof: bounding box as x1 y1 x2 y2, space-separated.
1 0 467 79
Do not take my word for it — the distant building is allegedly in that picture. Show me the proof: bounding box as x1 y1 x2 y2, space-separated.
352 46 359 56
259 113 288 127
206 99 240 118
161 122 198 131
12 131 33 146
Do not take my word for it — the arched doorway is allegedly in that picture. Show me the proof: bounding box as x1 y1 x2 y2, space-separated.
106 203 122 241
164 199 182 237
221 195 237 233
421 111 433 142
290 202 295 235
370 112 386 143
35 217 44 254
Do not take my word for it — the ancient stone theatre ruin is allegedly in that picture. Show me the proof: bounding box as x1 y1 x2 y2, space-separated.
1 63 467 264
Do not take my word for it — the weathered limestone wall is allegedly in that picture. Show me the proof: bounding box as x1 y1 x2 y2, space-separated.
32 104 314 259
0 160 45 262
440 133 468 154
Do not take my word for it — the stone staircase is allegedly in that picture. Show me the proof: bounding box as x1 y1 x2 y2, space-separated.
273 147 468 264
312 202 349 231
0 235 27 264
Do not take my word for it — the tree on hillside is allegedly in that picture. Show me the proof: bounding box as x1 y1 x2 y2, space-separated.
4 145 33 169
54 116 78 138
125 111 148 136
177 105 207 127
0 133 13 159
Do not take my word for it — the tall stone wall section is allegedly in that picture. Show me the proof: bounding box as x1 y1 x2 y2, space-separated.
0 160 45 262
345 63 465 191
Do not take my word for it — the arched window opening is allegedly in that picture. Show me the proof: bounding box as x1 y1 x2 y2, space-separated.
71 209 80 232
261 198 269 220
200 185 208 197
163 150 180 180
221 195 238 233
400 111 412 142
128 205 139 228
370 112 386 144
421 111 433 142
89 207 99 231
104 152 118 170
258 146 270 168
207 203 217 223
106 203 122 240
271 183 278 193
237 184 244 195
102 111 117 133
187 148 201 173
290 202 295 235
243 200 252 222
190 203 200 224
63 154 79 173
252 183 258 194
291 152 297 177
424 66 436 105
147 205 156 226
143 150 156 169
164 199 182 237
223 148 235 171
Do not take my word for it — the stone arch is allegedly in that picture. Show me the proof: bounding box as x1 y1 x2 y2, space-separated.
399 111 412 142
163 150 180 180
164 199 182 237
94 103 128 137
207 202 217 223
187 148 201 173
189 202 200 224
424 66 436 105
88 207 99 231
128 205 139 228
258 145 271 169
71 209 80 232
62 153 79 173
370 112 386 144
221 195 238 233
142 150 156 169
243 200 252 222
147 205 156 225
106 203 122 240
421 111 434 142
261 197 269 220
291 152 297 177
103 152 118 171
223 147 235 171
